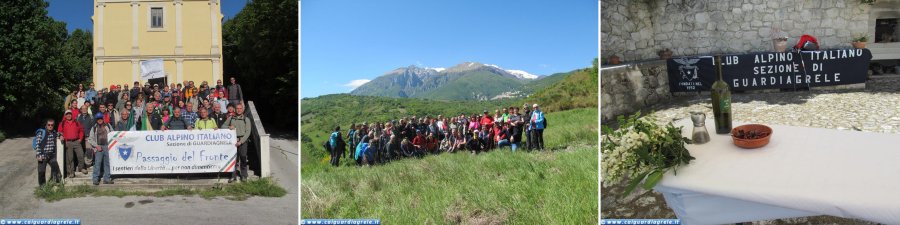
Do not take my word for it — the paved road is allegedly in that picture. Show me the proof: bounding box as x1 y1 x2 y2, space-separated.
0 137 298 225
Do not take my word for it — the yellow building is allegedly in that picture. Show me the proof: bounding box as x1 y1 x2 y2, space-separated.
92 0 224 88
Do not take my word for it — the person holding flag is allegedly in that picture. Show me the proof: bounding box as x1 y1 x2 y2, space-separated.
140 103 163 130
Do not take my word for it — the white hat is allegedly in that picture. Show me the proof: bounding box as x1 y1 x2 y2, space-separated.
532 103 539 108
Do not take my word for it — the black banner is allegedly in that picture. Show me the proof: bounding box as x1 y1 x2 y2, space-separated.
667 49 872 92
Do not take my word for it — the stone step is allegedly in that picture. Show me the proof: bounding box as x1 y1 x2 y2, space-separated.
64 165 242 191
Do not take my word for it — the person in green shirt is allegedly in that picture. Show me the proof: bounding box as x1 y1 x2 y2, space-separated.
223 103 252 183
194 108 218 130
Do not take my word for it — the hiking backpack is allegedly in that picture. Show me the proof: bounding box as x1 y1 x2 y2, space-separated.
33 128 47 150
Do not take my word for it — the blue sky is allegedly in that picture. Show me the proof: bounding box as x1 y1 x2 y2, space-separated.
301 0 598 98
46 0 249 33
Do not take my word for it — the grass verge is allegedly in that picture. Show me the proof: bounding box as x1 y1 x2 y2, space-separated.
34 177 287 202
302 146 598 224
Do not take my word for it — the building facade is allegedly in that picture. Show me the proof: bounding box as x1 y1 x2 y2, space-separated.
92 0 224 87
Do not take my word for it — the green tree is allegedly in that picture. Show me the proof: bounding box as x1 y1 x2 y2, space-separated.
0 0 76 133
223 0 298 133
63 29 93 84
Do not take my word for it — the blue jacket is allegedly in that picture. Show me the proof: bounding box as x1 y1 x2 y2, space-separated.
85 89 97 103
531 110 545 130
355 142 369 161
330 132 340 150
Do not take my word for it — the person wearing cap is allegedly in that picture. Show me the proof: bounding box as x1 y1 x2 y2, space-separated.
35 118 63 186
86 113 114 185
223 103 252 182
530 104 546 151
143 83 152 97
58 111 86 178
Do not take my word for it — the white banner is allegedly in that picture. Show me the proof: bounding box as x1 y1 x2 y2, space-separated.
107 130 237 175
140 59 165 80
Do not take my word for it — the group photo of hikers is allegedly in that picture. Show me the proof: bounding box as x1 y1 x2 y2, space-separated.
323 103 548 166
35 77 255 186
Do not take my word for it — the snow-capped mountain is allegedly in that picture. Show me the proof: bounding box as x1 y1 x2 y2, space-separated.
350 62 546 100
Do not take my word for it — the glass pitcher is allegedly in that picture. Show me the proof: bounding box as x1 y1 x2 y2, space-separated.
690 111 710 144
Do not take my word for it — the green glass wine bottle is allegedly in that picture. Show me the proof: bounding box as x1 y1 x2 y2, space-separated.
711 55 732 134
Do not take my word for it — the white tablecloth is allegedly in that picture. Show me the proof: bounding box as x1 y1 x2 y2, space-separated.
654 119 900 224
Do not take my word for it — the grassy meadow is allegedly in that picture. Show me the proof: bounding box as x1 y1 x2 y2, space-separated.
301 107 598 223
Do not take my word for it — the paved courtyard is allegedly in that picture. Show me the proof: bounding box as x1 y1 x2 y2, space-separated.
601 75 900 224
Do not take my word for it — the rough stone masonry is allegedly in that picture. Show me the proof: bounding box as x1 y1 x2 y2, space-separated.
601 0 871 62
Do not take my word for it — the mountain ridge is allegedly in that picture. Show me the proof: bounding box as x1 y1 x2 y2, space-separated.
350 62 557 100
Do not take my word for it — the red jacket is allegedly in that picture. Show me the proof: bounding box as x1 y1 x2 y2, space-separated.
412 135 425 147
58 119 84 141
480 116 494 131
425 138 438 151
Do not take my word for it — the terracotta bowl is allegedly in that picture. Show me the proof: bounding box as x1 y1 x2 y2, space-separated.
731 124 772 149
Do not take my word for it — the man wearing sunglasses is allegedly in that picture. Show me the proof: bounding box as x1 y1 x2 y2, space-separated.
34 119 62 186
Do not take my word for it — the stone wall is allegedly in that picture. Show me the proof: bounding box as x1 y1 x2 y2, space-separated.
602 0 872 63
600 60 672 122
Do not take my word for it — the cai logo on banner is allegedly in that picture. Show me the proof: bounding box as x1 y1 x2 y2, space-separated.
674 58 701 81
118 144 133 161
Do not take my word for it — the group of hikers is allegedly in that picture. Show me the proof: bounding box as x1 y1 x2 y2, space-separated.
324 103 547 166
33 77 254 187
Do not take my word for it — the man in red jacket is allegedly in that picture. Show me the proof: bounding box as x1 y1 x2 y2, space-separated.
412 130 426 153
58 111 85 178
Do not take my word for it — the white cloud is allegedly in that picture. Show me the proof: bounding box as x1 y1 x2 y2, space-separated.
343 79 371 89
